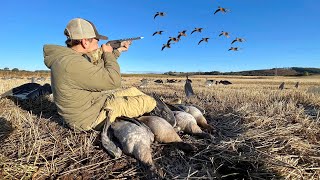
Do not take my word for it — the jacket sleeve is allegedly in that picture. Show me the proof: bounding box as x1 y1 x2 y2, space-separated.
65 50 121 91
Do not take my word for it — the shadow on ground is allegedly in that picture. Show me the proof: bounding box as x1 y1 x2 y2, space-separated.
8 96 66 128
0 117 14 143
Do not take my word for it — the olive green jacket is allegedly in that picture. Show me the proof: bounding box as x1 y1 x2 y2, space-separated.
43 45 121 131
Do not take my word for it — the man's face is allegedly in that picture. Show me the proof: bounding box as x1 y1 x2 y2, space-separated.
87 38 99 52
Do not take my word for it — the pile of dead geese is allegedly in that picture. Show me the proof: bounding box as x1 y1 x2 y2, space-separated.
101 96 214 178
152 5 246 51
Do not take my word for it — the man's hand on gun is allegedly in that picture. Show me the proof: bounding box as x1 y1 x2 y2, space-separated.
117 40 132 53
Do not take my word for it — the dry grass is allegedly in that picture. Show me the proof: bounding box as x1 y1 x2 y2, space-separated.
1 75 320 179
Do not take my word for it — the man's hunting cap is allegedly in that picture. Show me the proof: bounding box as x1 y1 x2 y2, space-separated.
64 18 108 40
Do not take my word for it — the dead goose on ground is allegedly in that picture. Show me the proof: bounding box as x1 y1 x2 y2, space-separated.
138 116 196 152
107 117 163 178
173 111 213 140
168 103 213 132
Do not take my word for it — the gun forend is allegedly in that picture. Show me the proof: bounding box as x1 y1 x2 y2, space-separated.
107 37 144 49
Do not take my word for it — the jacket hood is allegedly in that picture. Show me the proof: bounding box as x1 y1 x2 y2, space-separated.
43 45 77 69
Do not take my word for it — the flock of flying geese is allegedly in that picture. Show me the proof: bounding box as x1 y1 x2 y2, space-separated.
153 6 246 51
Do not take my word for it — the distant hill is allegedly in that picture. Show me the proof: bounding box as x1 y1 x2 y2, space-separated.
164 67 320 76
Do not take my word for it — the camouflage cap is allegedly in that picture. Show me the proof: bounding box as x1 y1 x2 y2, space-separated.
64 18 108 40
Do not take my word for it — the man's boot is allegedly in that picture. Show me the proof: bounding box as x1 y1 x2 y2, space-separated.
101 118 122 158
150 94 176 127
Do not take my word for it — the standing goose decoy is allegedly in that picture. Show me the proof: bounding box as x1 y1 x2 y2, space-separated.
107 117 163 178
279 82 285 90
184 75 195 98
198 38 210 45
295 82 299 88
161 43 171 51
191 28 203 34
228 47 239 51
139 79 149 88
173 111 213 140
154 12 165 20
177 30 187 39
219 80 232 85
205 79 214 86
0 83 52 100
152 30 164 36
231 37 246 44
214 6 230 15
167 37 179 44
219 31 230 38
138 116 196 152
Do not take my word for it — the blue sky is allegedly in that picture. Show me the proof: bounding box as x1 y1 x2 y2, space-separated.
0 0 319 73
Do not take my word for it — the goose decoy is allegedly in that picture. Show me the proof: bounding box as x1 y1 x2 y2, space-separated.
231 37 246 44
0 83 52 100
219 80 232 85
228 47 239 51
161 43 171 51
138 116 196 152
139 79 148 88
152 30 164 36
205 79 214 86
154 12 165 20
185 75 194 98
214 6 230 15
279 82 285 90
108 117 163 178
167 37 179 44
198 38 210 45
219 31 230 38
295 82 299 88
154 79 164 83
177 30 187 39
191 28 203 34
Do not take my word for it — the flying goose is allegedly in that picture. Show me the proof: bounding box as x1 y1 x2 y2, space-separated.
191 28 203 34
219 31 230 38
198 37 210 45
161 43 171 51
154 12 165 19
231 37 246 44
228 47 239 51
177 30 187 39
214 6 230 15
152 31 164 36
167 37 179 44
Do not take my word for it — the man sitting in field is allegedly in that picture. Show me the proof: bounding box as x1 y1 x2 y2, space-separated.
43 18 175 157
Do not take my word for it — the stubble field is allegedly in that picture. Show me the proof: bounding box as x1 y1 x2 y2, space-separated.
0 75 319 179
